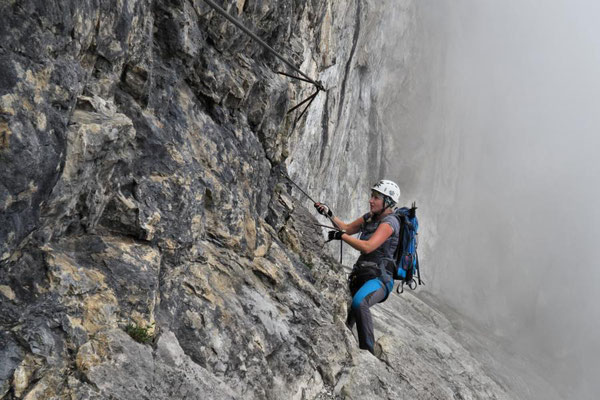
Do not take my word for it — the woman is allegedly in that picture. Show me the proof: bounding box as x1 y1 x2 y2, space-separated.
315 179 401 354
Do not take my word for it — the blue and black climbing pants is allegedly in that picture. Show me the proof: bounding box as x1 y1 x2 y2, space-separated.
347 262 394 353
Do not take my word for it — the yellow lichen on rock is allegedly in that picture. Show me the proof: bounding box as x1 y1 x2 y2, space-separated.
76 334 110 373
185 262 226 308
279 224 301 255
21 372 63 400
0 93 16 115
251 257 282 285
82 291 119 334
0 285 16 300
244 213 257 253
15 181 38 203
319 3 333 66
149 174 169 183
166 144 185 164
12 354 42 398
129 311 156 336
34 112 46 131
236 0 246 15
140 211 162 240
101 235 161 268
76 342 102 373
0 121 10 150
46 250 108 296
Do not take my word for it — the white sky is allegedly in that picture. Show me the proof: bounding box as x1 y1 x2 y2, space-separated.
399 1 600 398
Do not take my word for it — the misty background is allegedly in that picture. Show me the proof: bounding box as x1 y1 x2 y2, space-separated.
384 1 600 398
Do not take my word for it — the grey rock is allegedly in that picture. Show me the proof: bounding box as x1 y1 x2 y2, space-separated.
74 329 237 399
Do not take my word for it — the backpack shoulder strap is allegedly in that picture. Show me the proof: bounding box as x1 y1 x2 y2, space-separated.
392 209 409 262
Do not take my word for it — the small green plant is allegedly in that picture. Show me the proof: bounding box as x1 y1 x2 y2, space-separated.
125 322 155 344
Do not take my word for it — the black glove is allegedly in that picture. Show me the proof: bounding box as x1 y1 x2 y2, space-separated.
327 230 344 241
314 202 333 218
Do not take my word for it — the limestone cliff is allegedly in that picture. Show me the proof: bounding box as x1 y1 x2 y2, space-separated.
1 1 521 399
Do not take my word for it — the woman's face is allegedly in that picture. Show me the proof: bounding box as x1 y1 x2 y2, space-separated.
369 191 385 213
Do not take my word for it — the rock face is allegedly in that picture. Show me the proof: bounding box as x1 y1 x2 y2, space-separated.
287 0 418 224
1 1 520 399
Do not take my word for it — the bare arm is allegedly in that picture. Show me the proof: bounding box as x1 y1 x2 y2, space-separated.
314 202 365 235
330 215 364 235
340 222 394 254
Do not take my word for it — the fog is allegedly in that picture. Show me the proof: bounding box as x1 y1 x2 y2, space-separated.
386 1 600 398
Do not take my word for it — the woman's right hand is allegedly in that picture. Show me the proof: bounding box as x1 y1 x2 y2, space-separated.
314 202 333 218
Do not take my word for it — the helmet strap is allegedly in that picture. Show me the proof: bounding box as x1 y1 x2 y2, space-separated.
373 196 394 220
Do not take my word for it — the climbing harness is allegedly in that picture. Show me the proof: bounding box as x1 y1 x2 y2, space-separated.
279 171 344 264
198 0 325 123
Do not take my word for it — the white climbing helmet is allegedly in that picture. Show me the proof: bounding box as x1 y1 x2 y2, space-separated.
371 179 401 205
